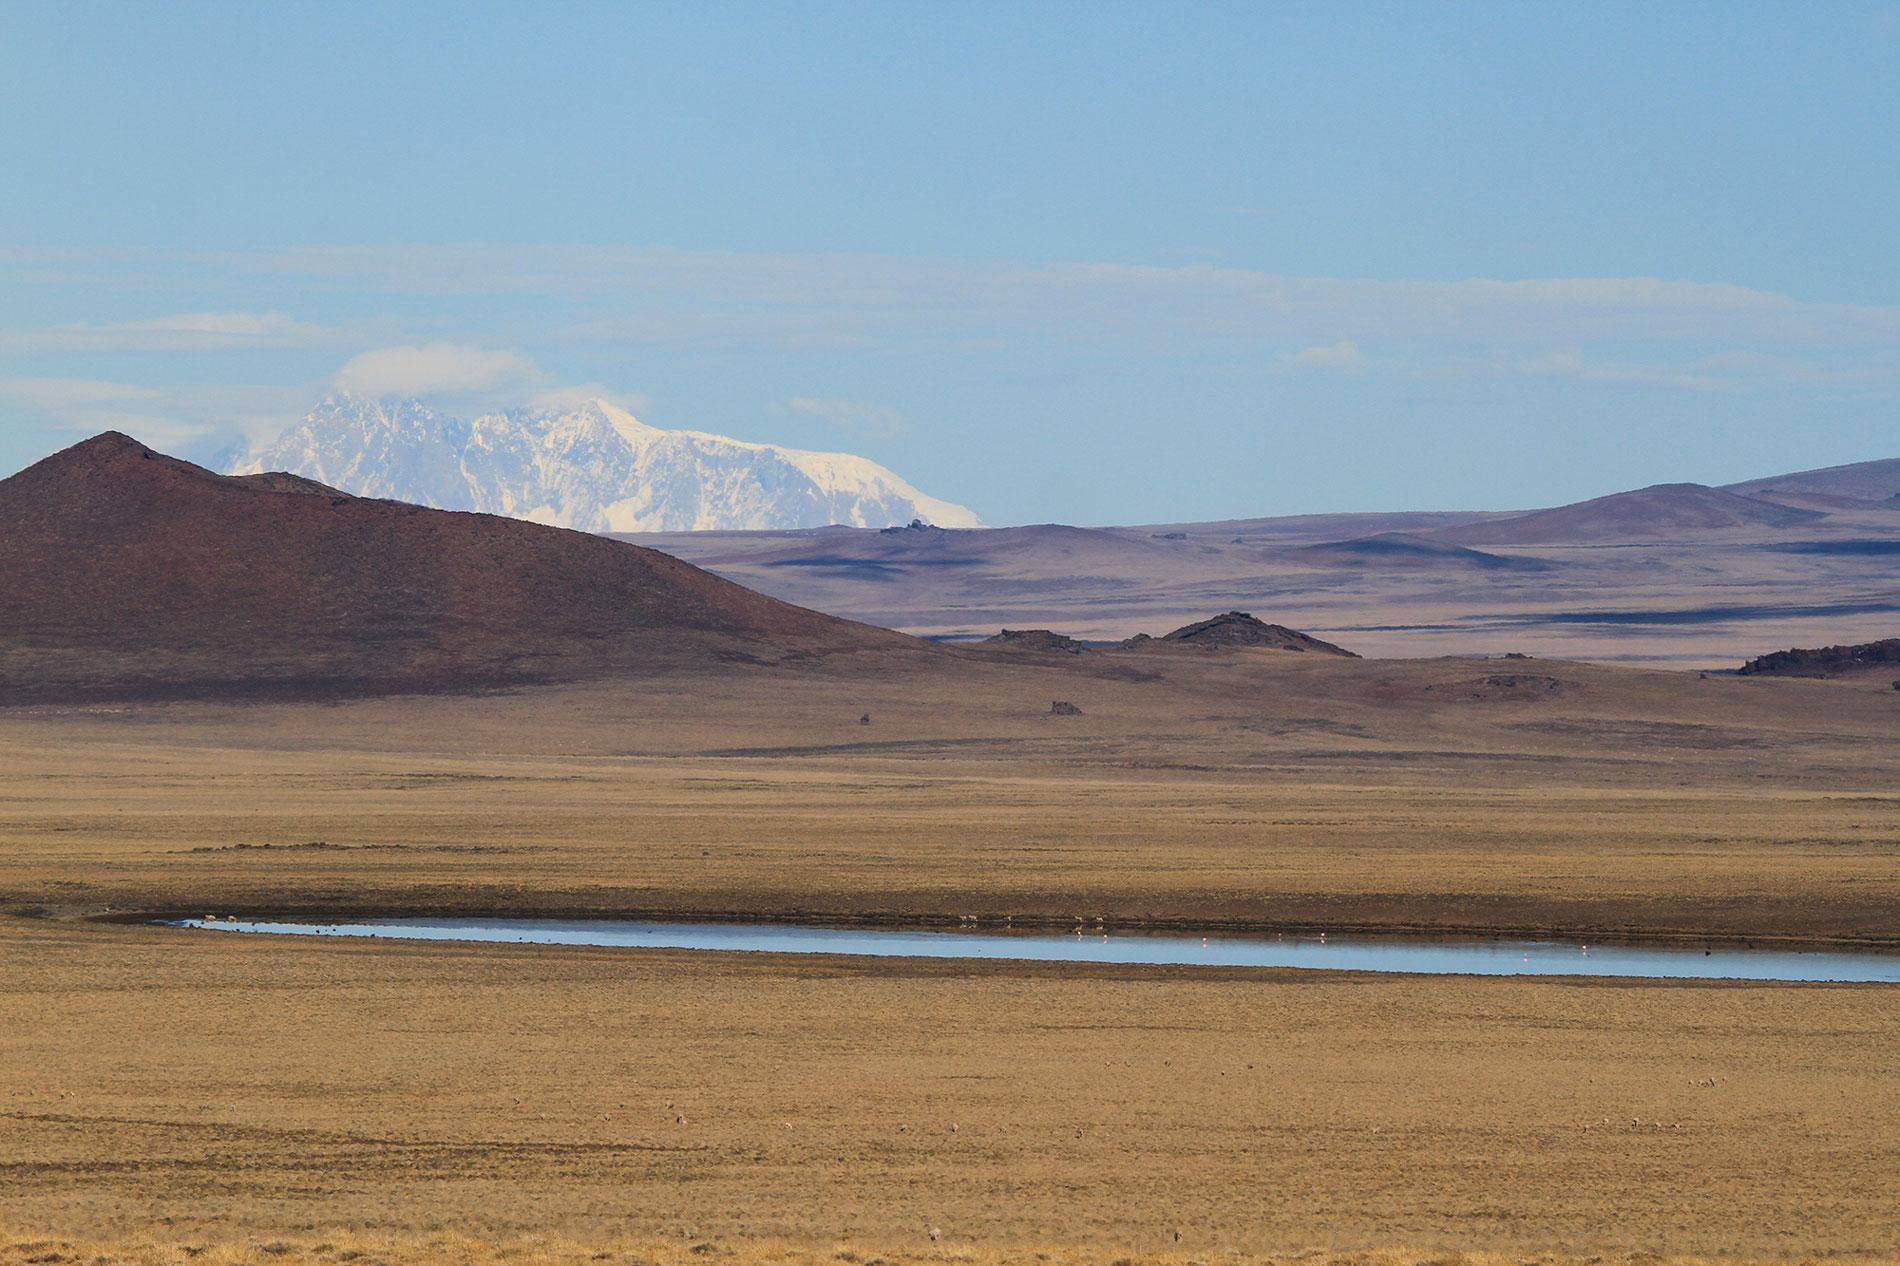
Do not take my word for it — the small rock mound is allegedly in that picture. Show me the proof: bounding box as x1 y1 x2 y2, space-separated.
1424 672 1566 701
1739 638 1900 677
983 628 1091 654
1049 700 1083 716
879 518 944 536
1128 611 1356 657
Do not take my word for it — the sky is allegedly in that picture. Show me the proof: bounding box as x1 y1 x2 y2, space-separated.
1 0 1896 526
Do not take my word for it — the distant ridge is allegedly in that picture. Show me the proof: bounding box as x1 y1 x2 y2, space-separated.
603 451 1900 666
0 433 913 702
1290 532 1548 571
1724 457 1900 505
1436 483 1824 546
625 521 1183 586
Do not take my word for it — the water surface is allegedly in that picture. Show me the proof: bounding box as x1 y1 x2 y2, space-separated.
167 917 1900 983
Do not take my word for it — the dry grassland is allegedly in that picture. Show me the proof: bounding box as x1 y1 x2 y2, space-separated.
4 651 1899 1259
16 1233 1898 1266
6 1231 1895 1266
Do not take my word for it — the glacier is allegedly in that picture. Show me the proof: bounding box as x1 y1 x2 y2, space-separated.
228 394 983 532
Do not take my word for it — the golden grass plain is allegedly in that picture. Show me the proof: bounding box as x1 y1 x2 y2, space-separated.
12 1233 1888 1266
5 649 1899 1260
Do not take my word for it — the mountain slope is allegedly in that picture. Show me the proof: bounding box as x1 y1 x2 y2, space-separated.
230 395 982 532
1435 483 1825 545
1288 532 1549 571
1724 457 1900 505
0 433 914 702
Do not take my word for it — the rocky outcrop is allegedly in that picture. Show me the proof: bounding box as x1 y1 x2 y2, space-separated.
1739 638 1900 677
984 629 1091 654
1128 611 1357 657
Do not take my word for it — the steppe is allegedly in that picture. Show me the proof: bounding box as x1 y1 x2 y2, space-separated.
6 437 1900 1265
6 649 1900 1264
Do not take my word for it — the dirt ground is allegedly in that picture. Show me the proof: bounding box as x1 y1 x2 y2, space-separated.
5 651 1899 1259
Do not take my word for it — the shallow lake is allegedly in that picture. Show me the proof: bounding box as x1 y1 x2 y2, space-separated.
166 917 1900 983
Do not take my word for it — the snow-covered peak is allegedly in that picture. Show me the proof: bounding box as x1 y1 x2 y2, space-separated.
589 398 664 447
231 394 982 532
519 396 663 447
229 394 475 510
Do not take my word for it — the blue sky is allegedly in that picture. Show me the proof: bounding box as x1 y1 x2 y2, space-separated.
2 0 1896 524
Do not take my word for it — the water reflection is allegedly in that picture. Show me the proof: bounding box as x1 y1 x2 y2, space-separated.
166 917 1900 983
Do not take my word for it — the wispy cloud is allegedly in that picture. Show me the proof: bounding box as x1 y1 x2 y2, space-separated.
3 247 1897 429
1272 340 1366 373
0 311 350 354
0 375 312 445
526 383 652 414
332 343 540 398
1 349 565 456
1515 350 1728 392
10 246 1896 356
1495 346 1900 393
181 246 1900 346
773 396 909 439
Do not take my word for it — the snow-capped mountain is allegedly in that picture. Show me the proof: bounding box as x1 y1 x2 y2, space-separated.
228 395 983 532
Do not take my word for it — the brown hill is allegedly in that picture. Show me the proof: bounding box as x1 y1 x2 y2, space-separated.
0 433 912 702
1122 611 1357 657
1436 483 1824 545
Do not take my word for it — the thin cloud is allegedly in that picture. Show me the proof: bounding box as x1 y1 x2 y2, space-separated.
1516 350 1727 392
774 396 910 440
526 383 652 414
332 343 539 398
0 376 311 446
0 360 662 460
4 247 1897 400
0 376 161 408
16 246 1894 351
1272 341 1366 373
0 311 349 354
1508 347 1900 394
